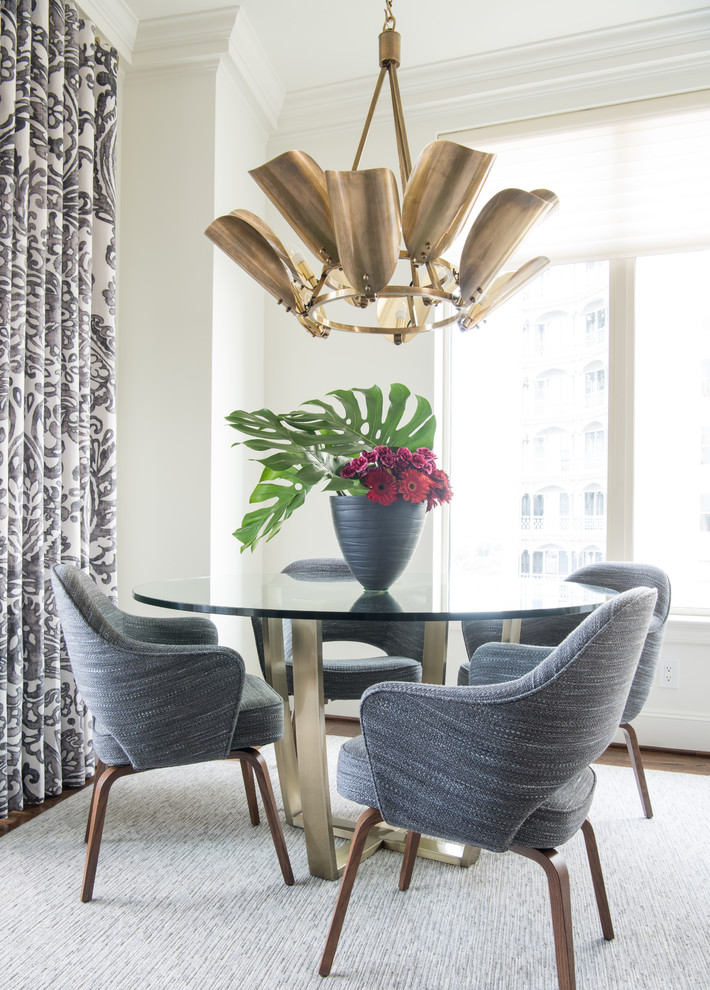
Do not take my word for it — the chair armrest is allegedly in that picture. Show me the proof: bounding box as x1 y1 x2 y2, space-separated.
359 678 565 851
75 638 245 771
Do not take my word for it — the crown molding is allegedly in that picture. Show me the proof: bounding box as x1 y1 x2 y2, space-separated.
78 0 138 62
276 8 710 142
127 6 284 131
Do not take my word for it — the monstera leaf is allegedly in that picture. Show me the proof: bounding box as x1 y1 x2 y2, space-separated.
227 383 437 552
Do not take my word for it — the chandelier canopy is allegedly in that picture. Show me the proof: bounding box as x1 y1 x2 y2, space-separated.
206 1 557 345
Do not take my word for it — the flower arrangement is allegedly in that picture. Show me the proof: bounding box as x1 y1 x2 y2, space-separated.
340 446 452 509
226 383 452 552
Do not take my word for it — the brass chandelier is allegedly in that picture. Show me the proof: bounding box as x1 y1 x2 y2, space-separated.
206 1 557 345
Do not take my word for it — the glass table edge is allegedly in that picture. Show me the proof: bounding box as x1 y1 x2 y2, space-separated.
132 585 614 623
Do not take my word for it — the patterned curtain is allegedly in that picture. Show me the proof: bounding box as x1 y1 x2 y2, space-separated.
0 0 118 818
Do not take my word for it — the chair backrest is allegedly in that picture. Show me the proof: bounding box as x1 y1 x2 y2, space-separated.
462 561 671 723
566 562 671 721
51 564 244 770
361 587 657 852
251 558 426 676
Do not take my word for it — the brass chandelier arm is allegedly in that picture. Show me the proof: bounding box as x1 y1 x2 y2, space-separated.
353 24 412 190
352 67 387 171
388 64 412 185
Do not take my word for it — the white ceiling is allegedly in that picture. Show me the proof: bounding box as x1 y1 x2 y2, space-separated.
121 0 706 93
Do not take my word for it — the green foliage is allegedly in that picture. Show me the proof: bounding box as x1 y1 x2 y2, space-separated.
227 383 437 552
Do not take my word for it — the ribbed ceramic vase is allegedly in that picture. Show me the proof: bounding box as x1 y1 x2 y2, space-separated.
330 496 426 591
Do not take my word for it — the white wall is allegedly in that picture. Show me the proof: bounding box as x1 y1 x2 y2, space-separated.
115 12 274 678
208 61 271 666
117 65 217 600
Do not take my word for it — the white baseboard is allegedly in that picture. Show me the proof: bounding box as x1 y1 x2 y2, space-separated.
616 711 710 753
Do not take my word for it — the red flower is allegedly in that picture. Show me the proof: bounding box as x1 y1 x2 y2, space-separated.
341 453 370 478
398 469 432 503
362 467 398 505
378 447 398 469
426 468 453 509
412 448 437 474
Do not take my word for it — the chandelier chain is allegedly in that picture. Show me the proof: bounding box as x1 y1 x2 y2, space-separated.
383 0 396 31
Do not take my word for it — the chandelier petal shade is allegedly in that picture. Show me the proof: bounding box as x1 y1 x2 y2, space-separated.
458 188 558 303
402 140 495 263
248 150 340 267
205 1 558 344
206 210 302 310
326 168 402 296
457 256 551 330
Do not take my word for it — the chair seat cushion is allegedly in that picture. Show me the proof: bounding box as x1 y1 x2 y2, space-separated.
511 767 597 848
336 734 378 808
286 656 421 701
230 674 284 750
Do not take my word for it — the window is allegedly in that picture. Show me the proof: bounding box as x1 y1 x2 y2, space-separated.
585 365 606 407
584 425 605 468
585 308 606 345
584 491 604 516
447 92 710 611
449 261 609 584
634 251 710 610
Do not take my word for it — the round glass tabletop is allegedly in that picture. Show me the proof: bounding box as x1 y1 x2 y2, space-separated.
133 571 613 622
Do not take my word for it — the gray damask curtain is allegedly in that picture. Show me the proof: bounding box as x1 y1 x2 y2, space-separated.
0 0 118 818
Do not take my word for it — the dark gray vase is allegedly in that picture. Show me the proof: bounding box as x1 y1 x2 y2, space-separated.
330 496 426 591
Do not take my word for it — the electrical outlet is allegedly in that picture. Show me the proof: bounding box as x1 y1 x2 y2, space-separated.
658 660 680 689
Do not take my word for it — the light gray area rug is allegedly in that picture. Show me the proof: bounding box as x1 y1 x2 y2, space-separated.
2 740 709 990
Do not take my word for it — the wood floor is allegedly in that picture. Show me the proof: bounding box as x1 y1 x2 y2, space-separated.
2 716 708 839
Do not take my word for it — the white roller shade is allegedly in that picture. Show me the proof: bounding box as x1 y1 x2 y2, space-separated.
446 91 710 264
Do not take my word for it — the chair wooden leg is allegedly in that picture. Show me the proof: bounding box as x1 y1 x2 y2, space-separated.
240 760 260 826
82 764 135 903
234 748 294 886
512 845 576 990
320 807 383 977
620 722 653 818
581 820 614 940
398 830 421 891
84 757 105 843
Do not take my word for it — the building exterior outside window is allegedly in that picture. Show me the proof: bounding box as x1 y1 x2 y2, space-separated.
450 261 609 583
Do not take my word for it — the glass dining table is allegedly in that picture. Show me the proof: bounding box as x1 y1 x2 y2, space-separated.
133 570 613 881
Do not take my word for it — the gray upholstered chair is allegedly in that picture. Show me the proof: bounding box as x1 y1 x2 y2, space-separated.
458 562 672 817
251 558 424 705
51 564 293 901
319 588 657 989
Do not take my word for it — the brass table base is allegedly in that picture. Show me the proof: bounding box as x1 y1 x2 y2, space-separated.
289 812 481 876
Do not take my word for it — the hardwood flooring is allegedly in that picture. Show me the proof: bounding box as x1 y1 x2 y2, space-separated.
2 716 708 839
